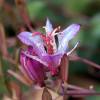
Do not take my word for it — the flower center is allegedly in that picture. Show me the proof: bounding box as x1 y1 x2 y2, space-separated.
44 26 60 54
41 34 54 54
32 26 60 54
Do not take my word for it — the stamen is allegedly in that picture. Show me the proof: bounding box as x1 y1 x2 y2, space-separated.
52 32 61 36
49 26 61 53
51 26 61 36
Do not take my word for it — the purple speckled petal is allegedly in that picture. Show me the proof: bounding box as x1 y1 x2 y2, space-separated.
42 53 63 68
23 51 48 67
58 24 80 53
20 51 35 81
20 50 47 85
45 18 53 35
18 32 46 57
18 32 33 45
27 58 46 85
41 53 63 75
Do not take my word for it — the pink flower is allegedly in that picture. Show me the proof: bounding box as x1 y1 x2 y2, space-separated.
17 18 80 86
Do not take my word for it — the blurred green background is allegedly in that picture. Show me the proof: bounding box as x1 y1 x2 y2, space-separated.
0 0 100 100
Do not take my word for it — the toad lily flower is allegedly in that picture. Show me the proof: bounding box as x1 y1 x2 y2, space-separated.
17 18 80 86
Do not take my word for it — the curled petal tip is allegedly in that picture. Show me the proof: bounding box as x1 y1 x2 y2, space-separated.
70 24 80 34
62 23 80 40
